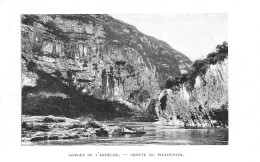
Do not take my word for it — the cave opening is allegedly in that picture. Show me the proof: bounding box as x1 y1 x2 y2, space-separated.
160 94 167 111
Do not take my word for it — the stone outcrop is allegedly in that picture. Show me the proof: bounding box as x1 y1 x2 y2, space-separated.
155 59 228 128
22 115 145 143
21 14 191 118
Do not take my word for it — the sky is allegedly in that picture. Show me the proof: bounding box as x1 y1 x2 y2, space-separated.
111 14 228 61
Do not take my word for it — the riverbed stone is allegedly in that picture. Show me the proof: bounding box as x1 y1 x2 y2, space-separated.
31 123 50 132
30 132 48 141
30 136 47 141
22 115 136 143
61 135 74 139
95 128 109 136
48 135 60 140
22 122 29 129
42 116 66 123
68 123 82 129
69 128 86 133
89 121 102 128
79 121 90 128
81 132 91 137
73 134 81 138
42 116 57 123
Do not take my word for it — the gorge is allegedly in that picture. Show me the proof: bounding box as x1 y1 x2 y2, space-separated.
21 14 228 145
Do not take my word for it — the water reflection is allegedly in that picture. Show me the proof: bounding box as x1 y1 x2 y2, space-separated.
25 122 228 146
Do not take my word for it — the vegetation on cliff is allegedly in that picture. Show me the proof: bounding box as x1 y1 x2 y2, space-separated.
157 42 228 127
165 41 228 91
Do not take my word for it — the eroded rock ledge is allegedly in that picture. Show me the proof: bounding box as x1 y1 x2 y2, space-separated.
22 115 145 142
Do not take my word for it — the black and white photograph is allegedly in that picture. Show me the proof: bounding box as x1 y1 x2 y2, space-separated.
21 14 228 145
1 0 260 161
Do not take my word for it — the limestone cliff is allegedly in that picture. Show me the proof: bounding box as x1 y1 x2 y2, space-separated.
154 42 228 127
21 14 191 119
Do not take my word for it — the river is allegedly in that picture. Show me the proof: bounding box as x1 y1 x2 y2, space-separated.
25 122 228 145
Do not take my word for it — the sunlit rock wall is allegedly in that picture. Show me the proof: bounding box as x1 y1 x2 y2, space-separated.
155 59 228 127
22 14 191 112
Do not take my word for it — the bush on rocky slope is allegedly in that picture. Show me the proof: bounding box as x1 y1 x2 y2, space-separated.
157 42 228 127
165 41 228 91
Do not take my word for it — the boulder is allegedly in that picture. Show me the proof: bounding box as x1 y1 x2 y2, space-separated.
81 132 91 137
42 116 66 123
61 133 80 139
42 116 57 123
95 128 109 136
68 123 82 129
73 134 81 138
79 120 90 128
89 121 102 128
86 128 96 134
30 132 48 141
48 135 59 140
31 123 50 132
69 128 86 133
109 127 123 135
22 122 29 129
30 136 48 141
61 135 74 139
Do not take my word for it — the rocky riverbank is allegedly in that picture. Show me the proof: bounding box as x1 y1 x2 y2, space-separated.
22 115 141 143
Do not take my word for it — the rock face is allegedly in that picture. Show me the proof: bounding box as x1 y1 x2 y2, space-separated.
21 14 191 118
155 59 228 128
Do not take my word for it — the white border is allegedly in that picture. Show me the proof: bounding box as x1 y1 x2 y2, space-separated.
0 0 260 162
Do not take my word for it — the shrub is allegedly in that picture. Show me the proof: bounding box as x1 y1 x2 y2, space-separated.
165 41 228 90
22 15 40 25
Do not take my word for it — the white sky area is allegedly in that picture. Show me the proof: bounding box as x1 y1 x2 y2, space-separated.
111 14 228 61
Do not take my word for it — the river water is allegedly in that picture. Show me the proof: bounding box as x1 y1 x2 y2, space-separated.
26 122 228 145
